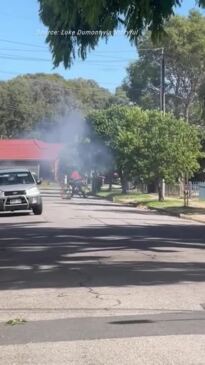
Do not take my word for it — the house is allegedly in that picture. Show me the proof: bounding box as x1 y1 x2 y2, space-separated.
0 139 64 181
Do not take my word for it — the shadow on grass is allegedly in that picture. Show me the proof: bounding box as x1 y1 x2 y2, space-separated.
155 206 205 216
96 191 205 218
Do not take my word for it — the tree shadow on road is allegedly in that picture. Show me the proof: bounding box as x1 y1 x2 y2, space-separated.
0 223 205 290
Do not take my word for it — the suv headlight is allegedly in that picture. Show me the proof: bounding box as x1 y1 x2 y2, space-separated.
26 187 39 197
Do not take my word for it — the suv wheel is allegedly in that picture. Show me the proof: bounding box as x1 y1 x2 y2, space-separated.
33 203 43 215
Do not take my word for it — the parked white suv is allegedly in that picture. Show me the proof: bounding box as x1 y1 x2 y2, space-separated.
0 169 43 215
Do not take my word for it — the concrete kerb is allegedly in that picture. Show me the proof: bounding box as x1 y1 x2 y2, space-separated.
179 213 205 224
143 207 205 224
113 198 205 224
96 193 205 224
137 205 205 224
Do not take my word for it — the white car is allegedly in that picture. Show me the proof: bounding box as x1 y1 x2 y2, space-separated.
0 169 43 215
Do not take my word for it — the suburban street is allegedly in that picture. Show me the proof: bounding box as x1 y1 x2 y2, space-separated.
1 0 205 364
0 188 205 364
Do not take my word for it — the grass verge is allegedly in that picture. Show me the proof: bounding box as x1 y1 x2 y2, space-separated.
97 189 205 217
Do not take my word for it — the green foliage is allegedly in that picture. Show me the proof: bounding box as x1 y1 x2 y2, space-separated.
88 106 145 179
141 110 202 183
114 87 131 105
65 78 115 111
0 74 75 138
0 74 115 139
38 1 205 68
87 106 202 185
6 318 27 326
121 58 160 110
122 11 205 124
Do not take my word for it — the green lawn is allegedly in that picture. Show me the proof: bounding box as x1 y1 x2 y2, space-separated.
147 199 183 209
97 188 152 203
97 188 156 204
140 198 205 216
97 188 205 216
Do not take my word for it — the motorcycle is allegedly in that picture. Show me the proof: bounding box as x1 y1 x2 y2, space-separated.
71 181 87 198
61 184 73 199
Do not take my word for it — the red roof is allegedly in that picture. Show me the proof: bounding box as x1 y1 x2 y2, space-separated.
0 139 64 161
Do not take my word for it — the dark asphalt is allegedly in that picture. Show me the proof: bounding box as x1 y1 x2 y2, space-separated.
1 194 205 351
0 222 205 290
1 311 205 345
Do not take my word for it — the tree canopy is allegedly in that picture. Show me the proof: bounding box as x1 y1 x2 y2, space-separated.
121 11 205 124
87 105 202 197
38 0 205 68
0 73 117 139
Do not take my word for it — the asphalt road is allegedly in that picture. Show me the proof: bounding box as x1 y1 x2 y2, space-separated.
1 311 205 345
0 188 205 364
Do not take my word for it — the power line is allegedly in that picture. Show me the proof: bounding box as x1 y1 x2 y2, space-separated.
0 38 138 54
0 41 137 54
0 48 49 53
0 54 51 62
0 49 137 63
0 39 47 49
0 53 136 64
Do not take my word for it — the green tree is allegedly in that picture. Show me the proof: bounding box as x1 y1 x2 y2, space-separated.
38 0 205 68
0 74 77 139
65 78 115 111
121 58 160 110
140 110 202 199
88 105 202 198
122 11 205 123
0 78 39 138
88 105 147 193
114 87 131 105
0 73 115 139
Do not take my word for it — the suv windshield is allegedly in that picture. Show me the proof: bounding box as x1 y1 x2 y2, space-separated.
0 172 35 186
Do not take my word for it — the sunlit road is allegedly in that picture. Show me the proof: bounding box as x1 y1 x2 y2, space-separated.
0 188 205 364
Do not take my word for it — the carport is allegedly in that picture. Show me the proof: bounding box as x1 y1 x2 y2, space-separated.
0 139 64 180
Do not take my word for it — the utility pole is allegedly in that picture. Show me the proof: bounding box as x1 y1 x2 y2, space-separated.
139 47 166 200
160 48 165 114
160 48 166 200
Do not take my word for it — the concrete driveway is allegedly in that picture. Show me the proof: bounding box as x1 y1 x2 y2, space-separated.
0 189 205 364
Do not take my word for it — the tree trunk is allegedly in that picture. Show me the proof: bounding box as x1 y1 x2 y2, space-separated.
185 104 189 122
119 170 129 194
91 172 97 195
122 182 128 194
121 176 128 194
158 179 165 201
108 171 113 192
147 182 156 193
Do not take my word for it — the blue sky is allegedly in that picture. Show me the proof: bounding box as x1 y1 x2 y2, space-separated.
0 0 204 92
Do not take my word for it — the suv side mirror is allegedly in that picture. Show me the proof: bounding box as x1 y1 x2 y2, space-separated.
36 179 42 185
